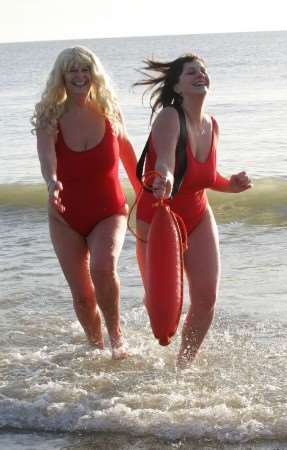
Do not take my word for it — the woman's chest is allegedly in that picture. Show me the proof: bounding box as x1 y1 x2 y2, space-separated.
182 144 217 190
60 115 106 152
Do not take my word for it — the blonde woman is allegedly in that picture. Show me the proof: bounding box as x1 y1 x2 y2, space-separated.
32 46 140 359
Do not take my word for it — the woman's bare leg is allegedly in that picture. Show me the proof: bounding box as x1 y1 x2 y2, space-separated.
48 211 104 347
87 214 127 360
177 207 220 368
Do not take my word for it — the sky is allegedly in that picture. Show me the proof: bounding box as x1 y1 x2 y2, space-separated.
0 0 286 44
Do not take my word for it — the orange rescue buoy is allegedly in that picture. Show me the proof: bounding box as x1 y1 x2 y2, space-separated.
145 199 187 346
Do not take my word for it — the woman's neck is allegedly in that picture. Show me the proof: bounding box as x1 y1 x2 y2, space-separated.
182 96 206 125
66 94 90 110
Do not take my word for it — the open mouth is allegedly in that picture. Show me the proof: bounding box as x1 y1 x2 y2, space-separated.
192 81 207 87
71 81 88 87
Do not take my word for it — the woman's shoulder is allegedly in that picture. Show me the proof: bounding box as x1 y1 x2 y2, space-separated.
152 106 180 131
156 105 180 120
209 115 219 136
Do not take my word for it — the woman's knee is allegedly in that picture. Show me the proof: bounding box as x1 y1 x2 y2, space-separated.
90 251 118 271
191 287 218 316
90 263 119 287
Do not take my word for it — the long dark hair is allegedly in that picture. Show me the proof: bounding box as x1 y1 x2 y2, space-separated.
134 53 205 122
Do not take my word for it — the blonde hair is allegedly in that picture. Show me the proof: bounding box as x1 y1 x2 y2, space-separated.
31 46 123 135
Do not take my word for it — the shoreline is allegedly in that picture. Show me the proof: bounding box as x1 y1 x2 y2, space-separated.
1 430 287 450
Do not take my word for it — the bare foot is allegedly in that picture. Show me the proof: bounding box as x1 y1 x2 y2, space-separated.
86 308 104 349
89 338 105 350
112 346 128 360
176 354 191 370
176 345 196 369
111 336 128 360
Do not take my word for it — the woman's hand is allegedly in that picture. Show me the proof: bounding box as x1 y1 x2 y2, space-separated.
152 172 174 199
229 171 253 193
47 179 65 213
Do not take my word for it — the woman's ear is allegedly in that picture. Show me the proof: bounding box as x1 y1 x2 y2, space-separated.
173 83 181 95
173 83 180 94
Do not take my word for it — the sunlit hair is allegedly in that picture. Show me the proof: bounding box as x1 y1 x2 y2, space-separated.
31 46 123 135
134 53 206 123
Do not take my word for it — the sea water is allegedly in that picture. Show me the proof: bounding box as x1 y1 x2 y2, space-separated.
0 31 286 450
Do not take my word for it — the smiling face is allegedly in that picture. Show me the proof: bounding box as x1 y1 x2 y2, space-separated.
63 63 92 97
175 59 210 98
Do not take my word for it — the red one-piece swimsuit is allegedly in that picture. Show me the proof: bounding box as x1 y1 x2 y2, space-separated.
136 116 221 235
55 119 126 236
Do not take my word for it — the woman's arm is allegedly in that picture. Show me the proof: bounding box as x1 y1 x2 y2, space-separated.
117 108 141 195
211 118 252 193
36 129 65 212
211 170 252 193
150 107 180 199
118 134 141 195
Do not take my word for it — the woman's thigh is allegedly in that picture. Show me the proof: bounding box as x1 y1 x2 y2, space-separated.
184 206 220 298
87 214 127 272
48 209 94 297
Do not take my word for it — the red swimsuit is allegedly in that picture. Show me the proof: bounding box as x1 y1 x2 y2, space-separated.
55 119 126 236
136 117 219 235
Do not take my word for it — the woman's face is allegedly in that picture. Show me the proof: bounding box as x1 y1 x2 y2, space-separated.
175 60 210 97
63 63 92 97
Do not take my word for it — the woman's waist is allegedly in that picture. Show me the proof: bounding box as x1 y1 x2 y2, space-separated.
138 188 207 209
57 172 121 186
56 159 119 181
60 179 125 200
136 189 208 230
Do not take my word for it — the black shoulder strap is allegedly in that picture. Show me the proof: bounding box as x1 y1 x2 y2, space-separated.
136 103 187 198
136 134 150 188
171 103 187 197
